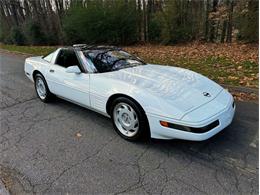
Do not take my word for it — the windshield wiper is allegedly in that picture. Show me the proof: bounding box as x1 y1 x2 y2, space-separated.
111 64 139 71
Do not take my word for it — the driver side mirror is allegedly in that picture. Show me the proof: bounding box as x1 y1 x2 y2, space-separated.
65 66 81 74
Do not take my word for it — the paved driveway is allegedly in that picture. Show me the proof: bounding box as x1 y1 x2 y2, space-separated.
0 52 258 194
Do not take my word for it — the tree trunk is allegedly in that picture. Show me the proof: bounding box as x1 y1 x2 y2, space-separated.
221 20 227 43
226 0 234 43
137 0 143 42
143 0 148 42
205 0 210 41
209 0 218 42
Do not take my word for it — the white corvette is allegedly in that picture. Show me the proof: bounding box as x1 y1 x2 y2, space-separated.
24 45 235 141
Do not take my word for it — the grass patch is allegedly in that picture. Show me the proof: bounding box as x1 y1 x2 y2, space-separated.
172 57 258 87
0 44 56 56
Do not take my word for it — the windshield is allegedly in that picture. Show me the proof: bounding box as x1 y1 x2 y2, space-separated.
83 49 146 73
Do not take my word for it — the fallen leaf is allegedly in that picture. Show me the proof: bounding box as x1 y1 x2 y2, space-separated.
228 76 239 80
75 132 82 138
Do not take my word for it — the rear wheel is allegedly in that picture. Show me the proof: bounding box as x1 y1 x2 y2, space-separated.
34 73 53 103
110 97 149 141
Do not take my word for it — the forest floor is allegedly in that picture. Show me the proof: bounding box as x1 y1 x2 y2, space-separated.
1 42 258 101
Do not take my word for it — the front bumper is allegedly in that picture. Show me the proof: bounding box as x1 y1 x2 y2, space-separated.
147 95 235 141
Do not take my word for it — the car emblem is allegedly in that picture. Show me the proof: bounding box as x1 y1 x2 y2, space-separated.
203 92 211 97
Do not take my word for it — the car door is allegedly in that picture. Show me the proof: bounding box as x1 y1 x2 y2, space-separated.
46 48 90 107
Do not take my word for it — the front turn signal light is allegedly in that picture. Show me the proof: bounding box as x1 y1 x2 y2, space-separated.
160 121 169 127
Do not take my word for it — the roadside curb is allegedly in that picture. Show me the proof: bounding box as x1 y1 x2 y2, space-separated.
0 179 10 195
221 84 258 94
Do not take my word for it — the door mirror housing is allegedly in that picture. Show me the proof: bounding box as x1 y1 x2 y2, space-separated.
66 66 81 74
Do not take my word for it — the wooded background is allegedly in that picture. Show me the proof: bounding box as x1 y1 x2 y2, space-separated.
0 0 258 46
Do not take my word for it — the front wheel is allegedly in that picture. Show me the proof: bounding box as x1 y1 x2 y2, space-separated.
34 73 53 103
110 97 150 141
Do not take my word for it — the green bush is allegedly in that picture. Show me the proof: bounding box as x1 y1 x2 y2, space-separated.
10 27 26 45
63 1 139 45
148 1 196 44
236 0 258 42
0 20 4 42
0 0 257 45
24 21 46 45
148 15 162 43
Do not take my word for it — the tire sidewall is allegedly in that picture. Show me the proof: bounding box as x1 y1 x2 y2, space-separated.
110 97 149 141
34 73 52 103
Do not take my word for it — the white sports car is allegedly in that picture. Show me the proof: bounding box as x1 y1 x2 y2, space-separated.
24 45 235 141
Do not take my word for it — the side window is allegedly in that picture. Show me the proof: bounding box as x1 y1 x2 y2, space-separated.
55 50 65 67
55 49 80 68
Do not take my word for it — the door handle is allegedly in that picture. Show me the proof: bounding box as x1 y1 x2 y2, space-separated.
49 69 55 73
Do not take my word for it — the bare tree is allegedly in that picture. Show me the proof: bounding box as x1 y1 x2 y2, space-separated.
226 0 234 43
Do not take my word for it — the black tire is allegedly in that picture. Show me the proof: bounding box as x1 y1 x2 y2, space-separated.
34 73 53 103
110 97 150 141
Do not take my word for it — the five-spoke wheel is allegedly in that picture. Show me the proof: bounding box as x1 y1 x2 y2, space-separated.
111 97 149 141
34 73 53 102
113 102 139 137
35 77 47 100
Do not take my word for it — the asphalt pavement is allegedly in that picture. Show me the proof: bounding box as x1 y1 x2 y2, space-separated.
0 51 258 194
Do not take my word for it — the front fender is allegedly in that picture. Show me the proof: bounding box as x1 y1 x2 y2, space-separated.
24 56 49 82
89 75 185 119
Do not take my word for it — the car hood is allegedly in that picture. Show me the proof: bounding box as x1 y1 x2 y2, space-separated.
103 64 223 119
